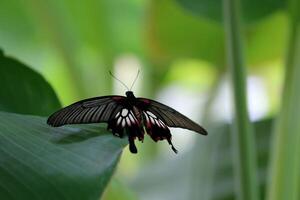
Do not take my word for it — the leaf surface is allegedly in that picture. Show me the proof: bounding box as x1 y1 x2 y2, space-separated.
0 111 127 200
0 50 61 116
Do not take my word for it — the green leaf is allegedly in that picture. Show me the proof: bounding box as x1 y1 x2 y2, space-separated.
0 111 127 200
148 0 287 67
175 0 285 23
246 12 288 64
0 50 61 116
148 0 224 65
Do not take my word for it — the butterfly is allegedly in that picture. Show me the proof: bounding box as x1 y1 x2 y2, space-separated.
47 71 207 153
47 90 207 154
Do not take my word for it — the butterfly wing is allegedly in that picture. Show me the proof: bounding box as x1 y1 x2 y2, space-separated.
47 95 126 127
137 98 208 135
47 95 144 154
47 94 207 154
142 110 178 153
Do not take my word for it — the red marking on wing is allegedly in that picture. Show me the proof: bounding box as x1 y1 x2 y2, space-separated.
142 99 150 104
146 121 151 128
113 97 123 100
112 96 124 101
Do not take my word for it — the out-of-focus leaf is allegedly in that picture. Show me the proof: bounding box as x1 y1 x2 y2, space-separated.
175 0 285 23
147 0 287 67
130 118 272 200
147 0 224 65
0 111 127 200
246 12 288 64
0 50 61 116
0 0 36 52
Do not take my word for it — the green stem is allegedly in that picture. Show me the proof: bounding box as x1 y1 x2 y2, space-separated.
223 0 259 200
267 0 300 199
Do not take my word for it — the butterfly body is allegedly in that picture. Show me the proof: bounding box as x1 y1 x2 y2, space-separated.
47 91 207 154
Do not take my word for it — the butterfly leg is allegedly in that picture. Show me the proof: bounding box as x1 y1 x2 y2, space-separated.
128 136 138 153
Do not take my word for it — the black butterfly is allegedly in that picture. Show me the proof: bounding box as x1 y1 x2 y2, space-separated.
47 91 207 154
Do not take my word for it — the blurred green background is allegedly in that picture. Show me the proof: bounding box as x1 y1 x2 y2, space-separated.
1 0 299 199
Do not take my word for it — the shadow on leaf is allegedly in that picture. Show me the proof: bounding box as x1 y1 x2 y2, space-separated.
51 124 111 144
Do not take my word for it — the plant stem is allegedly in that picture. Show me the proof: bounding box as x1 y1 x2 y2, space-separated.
267 0 300 199
223 0 259 200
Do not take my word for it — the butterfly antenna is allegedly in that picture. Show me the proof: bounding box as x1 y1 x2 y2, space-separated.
130 69 140 90
109 71 130 91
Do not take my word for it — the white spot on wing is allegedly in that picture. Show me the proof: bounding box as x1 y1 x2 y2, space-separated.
150 117 155 124
144 113 149 122
129 114 135 124
115 112 120 118
159 119 166 126
146 111 157 118
130 111 138 120
122 119 126 127
126 117 131 126
155 119 161 127
117 117 122 125
121 109 129 116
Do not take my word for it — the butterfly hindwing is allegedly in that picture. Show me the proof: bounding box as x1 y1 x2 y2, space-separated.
107 108 141 137
107 107 143 153
142 110 178 153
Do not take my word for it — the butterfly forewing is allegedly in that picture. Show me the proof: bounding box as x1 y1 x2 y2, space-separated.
137 98 207 135
47 96 126 127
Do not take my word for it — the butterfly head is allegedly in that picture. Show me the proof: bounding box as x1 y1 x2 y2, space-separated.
126 91 135 99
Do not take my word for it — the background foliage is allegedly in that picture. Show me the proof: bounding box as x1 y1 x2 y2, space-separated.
0 0 298 199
